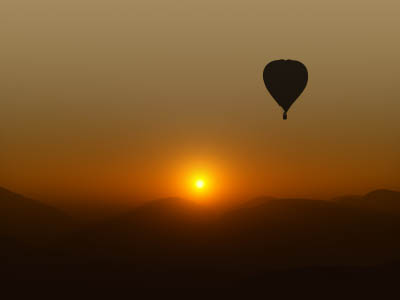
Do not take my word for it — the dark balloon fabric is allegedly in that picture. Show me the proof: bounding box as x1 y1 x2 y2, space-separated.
263 60 308 119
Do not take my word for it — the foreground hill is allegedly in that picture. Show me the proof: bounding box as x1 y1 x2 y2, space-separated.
63 197 217 264
0 187 75 244
58 191 400 271
333 189 400 215
2 186 400 285
216 196 400 268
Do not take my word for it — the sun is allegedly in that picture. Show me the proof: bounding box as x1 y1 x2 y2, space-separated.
180 165 217 199
195 179 205 189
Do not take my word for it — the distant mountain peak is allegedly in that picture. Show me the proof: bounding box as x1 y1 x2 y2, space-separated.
365 189 400 198
0 185 74 243
0 186 24 198
333 189 400 216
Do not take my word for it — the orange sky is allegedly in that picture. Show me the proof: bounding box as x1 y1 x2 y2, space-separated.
1 0 399 206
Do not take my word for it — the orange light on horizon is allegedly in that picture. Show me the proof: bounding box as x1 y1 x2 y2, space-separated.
190 176 211 204
174 158 230 203
187 172 213 201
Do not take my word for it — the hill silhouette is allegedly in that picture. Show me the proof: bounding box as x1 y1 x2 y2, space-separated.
333 189 400 215
1 185 400 287
216 196 400 268
0 187 75 245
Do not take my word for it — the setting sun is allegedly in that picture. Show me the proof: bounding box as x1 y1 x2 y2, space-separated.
195 179 205 189
177 161 227 201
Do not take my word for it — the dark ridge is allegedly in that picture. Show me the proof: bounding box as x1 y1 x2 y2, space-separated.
0 186 76 244
2 186 400 286
333 189 400 215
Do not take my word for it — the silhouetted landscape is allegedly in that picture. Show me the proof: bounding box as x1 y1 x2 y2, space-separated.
2 186 400 289
3 0 400 295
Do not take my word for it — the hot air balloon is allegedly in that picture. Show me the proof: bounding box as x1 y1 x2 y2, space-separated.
263 59 308 120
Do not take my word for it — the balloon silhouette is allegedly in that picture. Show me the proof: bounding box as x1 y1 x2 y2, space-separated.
263 59 308 120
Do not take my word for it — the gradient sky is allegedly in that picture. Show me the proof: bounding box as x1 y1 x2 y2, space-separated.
1 0 399 206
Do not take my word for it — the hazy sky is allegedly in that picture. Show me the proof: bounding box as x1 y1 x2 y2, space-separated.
1 0 399 205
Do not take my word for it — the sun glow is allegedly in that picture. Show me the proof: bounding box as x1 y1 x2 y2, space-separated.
187 172 213 200
195 179 205 189
177 160 226 202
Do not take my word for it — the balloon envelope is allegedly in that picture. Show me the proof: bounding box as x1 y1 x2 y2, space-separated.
263 59 308 119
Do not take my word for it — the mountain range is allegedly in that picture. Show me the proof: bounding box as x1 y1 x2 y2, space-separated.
1 186 400 285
